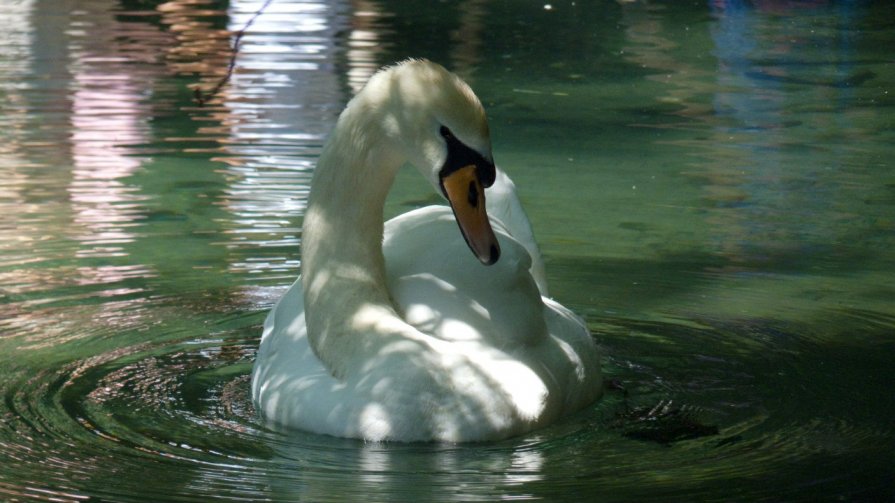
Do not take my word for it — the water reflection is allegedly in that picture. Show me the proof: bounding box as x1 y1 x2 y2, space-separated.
158 0 232 88
0 0 893 500
611 0 892 318
708 0 824 267
345 0 391 92
69 33 150 259
448 0 488 80
258 437 549 501
0 0 166 351
702 0 885 293
213 0 347 280
0 0 37 295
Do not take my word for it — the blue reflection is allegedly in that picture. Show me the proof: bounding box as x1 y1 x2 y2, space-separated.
707 0 864 263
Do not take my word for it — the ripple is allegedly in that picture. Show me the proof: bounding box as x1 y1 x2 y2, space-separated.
1 307 893 501
587 313 895 498
1 0 893 500
64 341 262 461
0 321 267 499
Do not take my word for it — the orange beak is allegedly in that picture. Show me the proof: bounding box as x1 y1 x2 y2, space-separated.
441 164 500 265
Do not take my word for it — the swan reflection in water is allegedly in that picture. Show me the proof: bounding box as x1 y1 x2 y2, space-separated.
251 60 602 442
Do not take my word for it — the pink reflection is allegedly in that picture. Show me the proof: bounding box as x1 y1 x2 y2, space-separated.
347 0 390 93
214 0 350 279
69 50 149 258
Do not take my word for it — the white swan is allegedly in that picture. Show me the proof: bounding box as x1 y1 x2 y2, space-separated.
251 60 602 442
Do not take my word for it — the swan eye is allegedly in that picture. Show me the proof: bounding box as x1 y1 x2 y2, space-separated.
438 124 496 188
439 125 455 140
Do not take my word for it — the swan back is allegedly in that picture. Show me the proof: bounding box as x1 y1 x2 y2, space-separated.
384 206 546 348
485 169 549 296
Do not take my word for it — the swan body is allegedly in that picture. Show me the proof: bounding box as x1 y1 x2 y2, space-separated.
251 60 602 442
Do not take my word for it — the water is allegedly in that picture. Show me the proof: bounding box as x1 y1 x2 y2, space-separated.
1 0 893 500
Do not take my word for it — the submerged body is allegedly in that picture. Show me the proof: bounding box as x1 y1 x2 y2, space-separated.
251 60 602 442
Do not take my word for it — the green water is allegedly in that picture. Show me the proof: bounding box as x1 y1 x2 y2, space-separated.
1 0 893 501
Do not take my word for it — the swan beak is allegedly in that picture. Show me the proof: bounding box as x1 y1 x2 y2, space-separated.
441 164 501 265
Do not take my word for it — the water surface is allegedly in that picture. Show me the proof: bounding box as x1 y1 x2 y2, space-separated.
1 0 893 501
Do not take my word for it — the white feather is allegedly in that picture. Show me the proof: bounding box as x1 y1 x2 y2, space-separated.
251 60 601 442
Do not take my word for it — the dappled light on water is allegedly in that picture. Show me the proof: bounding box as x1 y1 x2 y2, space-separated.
0 0 892 500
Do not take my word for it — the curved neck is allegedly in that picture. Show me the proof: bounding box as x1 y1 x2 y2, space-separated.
299 106 407 376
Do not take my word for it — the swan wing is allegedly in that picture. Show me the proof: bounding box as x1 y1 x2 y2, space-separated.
385 205 602 418
252 275 549 441
252 179 601 441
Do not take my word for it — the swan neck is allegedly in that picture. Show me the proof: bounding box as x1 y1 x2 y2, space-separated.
300 106 406 374
304 122 401 279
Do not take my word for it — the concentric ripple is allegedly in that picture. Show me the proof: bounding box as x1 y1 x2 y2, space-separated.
0 312 269 501
1 0 894 500
2 310 893 501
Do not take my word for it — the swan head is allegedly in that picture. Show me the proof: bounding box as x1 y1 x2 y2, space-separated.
361 59 501 265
